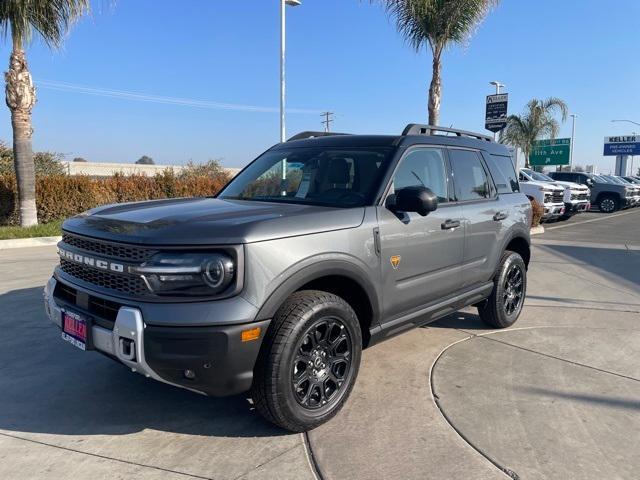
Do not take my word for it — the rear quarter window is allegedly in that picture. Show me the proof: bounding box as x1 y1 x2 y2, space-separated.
486 154 520 194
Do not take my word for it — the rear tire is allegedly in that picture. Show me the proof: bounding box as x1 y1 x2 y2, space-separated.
251 290 362 432
598 195 619 213
478 251 527 329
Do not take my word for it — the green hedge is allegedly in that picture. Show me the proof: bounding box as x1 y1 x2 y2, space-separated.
0 170 230 225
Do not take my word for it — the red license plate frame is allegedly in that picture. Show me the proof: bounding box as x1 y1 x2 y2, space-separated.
61 309 90 351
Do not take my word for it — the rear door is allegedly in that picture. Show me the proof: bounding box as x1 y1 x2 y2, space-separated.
448 148 502 288
376 147 464 321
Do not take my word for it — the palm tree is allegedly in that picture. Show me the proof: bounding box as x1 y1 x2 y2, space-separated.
501 97 568 168
1 0 89 226
375 0 499 126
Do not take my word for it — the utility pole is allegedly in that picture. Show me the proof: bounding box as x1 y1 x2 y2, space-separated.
321 112 334 132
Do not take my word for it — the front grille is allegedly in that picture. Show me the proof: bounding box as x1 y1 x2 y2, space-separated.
53 282 121 330
578 192 588 200
60 259 149 296
62 233 156 262
552 191 563 203
88 296 121 328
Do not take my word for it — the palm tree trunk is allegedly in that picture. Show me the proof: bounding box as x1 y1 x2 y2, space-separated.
428 49 442 126
5 42 38 227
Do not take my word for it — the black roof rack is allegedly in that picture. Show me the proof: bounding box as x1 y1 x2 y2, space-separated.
402 124 493 142
287 131 351 142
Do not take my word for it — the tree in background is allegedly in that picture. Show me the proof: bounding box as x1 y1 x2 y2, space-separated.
375 0 499 125
180 159 227 179
0 142 66 176
500 97 568 168
136 155 155 165
73 157 87 162
1 0 89 226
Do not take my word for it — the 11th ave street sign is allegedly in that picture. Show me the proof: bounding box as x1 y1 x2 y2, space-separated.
530 138 571 166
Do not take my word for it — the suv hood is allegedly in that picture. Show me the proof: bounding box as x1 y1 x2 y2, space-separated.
63 197 366 245
550 180 588 191
523 180 564 191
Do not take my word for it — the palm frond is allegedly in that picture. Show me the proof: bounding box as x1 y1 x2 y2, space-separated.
500 97 569 162
377 0 500 54
0 0 90 47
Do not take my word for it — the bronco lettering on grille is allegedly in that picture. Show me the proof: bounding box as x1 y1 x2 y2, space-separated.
58 247 125 273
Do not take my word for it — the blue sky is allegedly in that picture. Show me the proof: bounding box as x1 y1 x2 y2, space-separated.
0 0 638 172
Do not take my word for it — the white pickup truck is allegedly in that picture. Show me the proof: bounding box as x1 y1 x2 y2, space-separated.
517 169 566 221
519 168 590 218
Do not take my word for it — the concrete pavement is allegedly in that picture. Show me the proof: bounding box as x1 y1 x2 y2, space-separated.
1 210 639 479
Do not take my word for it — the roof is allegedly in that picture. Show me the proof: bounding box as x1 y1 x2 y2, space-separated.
274 132 510 156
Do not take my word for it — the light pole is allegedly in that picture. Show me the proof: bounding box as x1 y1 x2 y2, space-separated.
280 0 301 143
279 0 301 195
612 119 640 128
489 81 505 141
569 114 577 171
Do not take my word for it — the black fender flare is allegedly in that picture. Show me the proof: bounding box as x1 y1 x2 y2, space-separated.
254 258 382 328
500 228 531 264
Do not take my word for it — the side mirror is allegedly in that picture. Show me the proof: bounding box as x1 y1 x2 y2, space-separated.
586 179 594 187
388 186 438 216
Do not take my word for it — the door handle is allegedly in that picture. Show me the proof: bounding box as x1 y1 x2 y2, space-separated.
493 211 508 221
441 219 461 230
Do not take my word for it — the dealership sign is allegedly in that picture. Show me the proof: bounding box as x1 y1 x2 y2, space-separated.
603 135 640 156
485 94 508 133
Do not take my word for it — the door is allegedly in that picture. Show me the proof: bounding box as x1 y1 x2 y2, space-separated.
377 147 464 322
449 148 502 288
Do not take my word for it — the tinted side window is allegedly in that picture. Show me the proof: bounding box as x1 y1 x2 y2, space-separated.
487 154 520 193
390 148 448 202
450 149 491 201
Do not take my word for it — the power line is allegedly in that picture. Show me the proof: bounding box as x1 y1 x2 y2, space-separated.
35 79 320 115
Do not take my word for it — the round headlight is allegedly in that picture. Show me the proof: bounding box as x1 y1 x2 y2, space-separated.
203 256 235 289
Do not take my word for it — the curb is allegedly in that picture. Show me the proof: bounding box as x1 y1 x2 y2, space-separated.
530 225 545 236
0 236 61 250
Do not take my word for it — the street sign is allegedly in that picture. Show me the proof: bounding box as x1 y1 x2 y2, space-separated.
530 138 571 166
603 135 640 156
485 94 508 133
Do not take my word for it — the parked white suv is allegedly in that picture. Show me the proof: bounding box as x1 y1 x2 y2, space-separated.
517 169 565 221
519 168 590 217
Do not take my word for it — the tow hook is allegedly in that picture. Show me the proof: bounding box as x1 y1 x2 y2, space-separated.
119 338 136 361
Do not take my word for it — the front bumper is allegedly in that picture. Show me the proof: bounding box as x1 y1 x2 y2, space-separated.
564 200 590 214
541 203 565 219
44 277 270 396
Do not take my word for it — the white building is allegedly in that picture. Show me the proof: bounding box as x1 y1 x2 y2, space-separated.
60 161 240 178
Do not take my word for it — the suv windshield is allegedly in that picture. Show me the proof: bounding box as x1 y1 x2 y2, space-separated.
604 175 625 185
218 147 393 208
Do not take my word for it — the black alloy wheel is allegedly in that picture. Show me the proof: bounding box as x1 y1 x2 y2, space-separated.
478 250 527 328
503 264 524 316
291 317 353 409
251 290 362 432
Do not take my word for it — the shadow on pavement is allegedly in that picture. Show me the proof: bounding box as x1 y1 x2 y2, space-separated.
515 386 640 412
427 310 494 332
537 244 640 292
0 286 285 438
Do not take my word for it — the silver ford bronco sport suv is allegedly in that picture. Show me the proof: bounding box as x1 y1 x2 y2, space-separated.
44 125 532 432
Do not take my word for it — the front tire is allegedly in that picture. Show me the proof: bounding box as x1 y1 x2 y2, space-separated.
478 251 527 328
251 290 362 432
598 195 619 213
